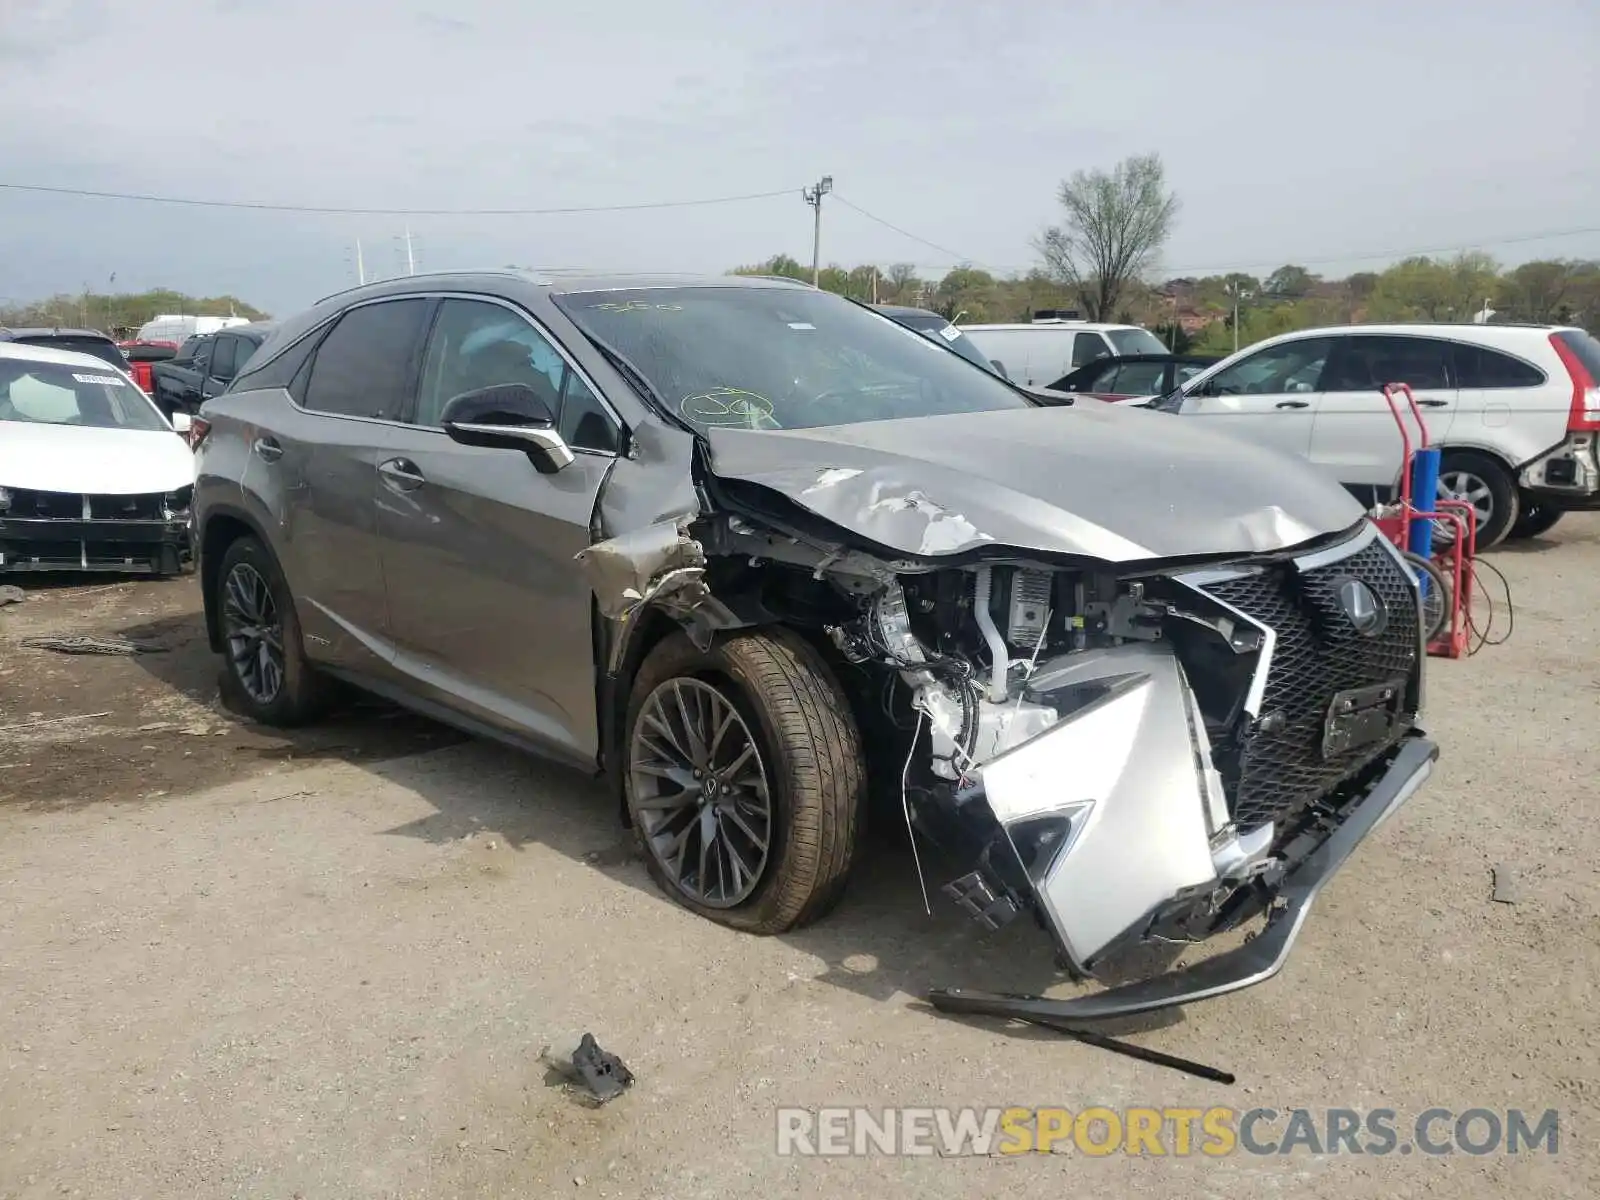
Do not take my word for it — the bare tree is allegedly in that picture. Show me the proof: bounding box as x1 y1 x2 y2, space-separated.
1035 153 1179 321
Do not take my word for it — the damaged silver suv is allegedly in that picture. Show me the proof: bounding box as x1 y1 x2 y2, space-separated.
192 272 1437 1020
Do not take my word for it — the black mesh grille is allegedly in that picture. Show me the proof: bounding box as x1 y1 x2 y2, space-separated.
1198 534 1421 833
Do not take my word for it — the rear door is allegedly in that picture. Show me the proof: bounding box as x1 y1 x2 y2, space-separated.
374 295 623 763
1311 335 1452 491
1180 335 1336 463
273 297 434 673
1448 339 1556 463
201 335 238 403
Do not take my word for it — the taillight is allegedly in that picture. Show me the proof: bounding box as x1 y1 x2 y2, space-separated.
188 415 212 450
1550 333 1600 431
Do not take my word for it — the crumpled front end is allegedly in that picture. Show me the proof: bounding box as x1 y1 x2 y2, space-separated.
889 520 1437 1015
580 463 1437 1017
0 486 194 574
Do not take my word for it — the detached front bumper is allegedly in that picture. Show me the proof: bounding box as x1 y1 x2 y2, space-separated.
932 732 1436 1021
0 516 194 574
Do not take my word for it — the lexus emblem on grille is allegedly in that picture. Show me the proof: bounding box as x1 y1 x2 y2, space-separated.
1335 577 1388 637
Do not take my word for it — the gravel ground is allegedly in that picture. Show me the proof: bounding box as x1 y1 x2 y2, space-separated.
1 517 1596 1198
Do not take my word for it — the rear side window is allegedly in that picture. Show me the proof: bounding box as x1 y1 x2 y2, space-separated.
302 299 432 419
1108 328 1168 356
1107 360 1167 395
231 329 321 395
1452 343 1545 388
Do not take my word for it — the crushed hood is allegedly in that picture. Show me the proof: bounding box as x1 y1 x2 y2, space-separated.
0 423 195 495
704 403 1364 562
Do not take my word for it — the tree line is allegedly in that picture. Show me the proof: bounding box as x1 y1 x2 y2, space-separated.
0 290 268 337
735 152 1600 352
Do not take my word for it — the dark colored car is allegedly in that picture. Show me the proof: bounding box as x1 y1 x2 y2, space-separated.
150 323 274 420
1044 353 1220 402
872 305 1004 376
191 271 1435 1022
0 327 127 370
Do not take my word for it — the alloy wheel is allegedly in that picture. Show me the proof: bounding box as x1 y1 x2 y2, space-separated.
629 677 773 908
222 562 285 705
1434 470 1492 542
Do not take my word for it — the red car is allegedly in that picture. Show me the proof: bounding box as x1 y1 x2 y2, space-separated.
117 340 180 394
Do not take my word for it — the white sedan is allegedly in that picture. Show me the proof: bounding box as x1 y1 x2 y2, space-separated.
0 340 197 575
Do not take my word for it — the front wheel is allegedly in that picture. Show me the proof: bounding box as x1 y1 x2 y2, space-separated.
214 535 331 726
622 629 866 934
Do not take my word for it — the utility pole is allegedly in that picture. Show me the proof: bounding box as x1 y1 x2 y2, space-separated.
356 238 366 285
802 175 832 287
1224 280 1254 353
403 227 416 276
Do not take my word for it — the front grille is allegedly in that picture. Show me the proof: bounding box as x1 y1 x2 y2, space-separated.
1196 533 1421 833
4 489 169 520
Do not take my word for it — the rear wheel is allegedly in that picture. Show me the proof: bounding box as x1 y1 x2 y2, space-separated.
623 629 865 934
214 535 331 726
1434 451 1518 550
1507 498 1564 540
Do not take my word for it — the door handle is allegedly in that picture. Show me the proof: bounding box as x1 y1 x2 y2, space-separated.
378 458 425 491
1275 400 1310 409
252 436 283 463
1417 399 1450 407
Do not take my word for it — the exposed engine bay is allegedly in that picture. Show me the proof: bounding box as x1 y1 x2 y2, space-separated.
578 452 1435 1015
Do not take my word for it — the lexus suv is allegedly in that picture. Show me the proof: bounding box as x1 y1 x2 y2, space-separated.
192 272 1436 1020
1148 323 1600 547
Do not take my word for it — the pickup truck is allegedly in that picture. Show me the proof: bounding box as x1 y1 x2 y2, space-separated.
149 322 273 419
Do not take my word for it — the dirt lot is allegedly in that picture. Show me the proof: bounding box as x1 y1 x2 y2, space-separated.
1 520 1597 1198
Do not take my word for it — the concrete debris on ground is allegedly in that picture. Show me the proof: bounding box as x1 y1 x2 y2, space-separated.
0 585 24 607
1491 863 1519 904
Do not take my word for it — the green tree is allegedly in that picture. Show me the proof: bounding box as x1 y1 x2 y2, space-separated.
1035 153 1179 321
1264 264 1319 297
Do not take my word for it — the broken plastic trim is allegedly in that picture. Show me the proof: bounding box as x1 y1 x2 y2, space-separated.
575 516 707 622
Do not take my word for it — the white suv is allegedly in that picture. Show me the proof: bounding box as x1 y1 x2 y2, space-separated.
959 319 1169 390
1147 324 1600 547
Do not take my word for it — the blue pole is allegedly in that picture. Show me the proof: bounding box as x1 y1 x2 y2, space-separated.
1407 446 1441 596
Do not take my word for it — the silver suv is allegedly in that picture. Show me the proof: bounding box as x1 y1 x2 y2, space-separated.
192 272 1437 1021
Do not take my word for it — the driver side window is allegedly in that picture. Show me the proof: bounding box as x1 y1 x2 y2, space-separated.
1200 337 1335 396
416 299 619 453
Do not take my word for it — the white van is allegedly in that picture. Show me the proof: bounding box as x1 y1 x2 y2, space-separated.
135 314 252 344
959 319 1169 389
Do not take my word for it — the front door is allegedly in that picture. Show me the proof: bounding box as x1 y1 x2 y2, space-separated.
1311 334 1452 495
374 296 624 764
1180 335 1336 464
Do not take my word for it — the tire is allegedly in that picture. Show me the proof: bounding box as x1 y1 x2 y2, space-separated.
1507 498 1564 540
1402 551 1451 644
622 628 866 934
213 535 331 726
1435 451 1519 551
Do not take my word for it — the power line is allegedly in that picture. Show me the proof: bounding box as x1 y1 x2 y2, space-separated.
0 180 805 217
831 195 985 267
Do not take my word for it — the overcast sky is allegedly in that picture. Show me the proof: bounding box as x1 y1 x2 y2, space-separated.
2 0 1596 315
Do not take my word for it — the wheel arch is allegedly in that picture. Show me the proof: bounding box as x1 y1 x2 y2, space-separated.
198 504 273 653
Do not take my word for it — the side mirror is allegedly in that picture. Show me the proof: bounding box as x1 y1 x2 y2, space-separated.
441 383 574 475
171 411 193 435
990 359 1009 379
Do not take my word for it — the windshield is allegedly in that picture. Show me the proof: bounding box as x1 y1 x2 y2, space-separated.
555 287 1031 432
1108 328 1168 355
0 360 169 431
